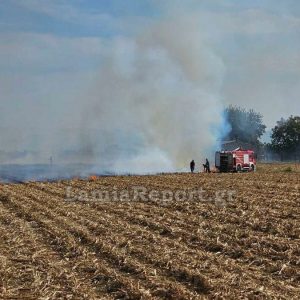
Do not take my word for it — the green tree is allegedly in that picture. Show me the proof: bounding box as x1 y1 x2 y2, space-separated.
225 105 266 145
270 116 300 158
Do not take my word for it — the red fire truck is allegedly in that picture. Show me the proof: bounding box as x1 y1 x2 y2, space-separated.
215 147 256 172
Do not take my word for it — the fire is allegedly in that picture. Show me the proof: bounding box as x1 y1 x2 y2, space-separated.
89 175 97 181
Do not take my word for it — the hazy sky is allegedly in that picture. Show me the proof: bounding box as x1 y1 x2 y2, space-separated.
0 0 299 133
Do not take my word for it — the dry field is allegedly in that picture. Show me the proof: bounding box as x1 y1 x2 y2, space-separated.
0 164 299 299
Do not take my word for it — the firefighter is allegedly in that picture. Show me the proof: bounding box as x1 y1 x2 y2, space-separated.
190 160 195 173
204 158 210 173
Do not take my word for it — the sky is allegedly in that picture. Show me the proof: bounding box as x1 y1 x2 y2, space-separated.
0 0 300 166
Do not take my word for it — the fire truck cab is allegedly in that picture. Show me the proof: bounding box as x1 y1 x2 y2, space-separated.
215 148 256 172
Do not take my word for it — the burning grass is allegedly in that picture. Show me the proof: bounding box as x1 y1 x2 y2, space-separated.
0 163 299 299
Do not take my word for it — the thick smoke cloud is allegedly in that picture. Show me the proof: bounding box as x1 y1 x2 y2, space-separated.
78 16 226 173
0 3 228 176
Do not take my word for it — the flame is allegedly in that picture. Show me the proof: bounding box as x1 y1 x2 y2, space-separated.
89 175 97 181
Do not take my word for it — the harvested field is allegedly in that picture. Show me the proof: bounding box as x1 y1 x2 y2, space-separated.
0 164 299 299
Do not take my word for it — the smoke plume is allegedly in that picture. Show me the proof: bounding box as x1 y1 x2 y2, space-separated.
76 16 226 173
0 10 227 177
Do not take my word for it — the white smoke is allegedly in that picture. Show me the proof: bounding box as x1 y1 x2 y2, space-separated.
79 16 226 173
0 10 228 176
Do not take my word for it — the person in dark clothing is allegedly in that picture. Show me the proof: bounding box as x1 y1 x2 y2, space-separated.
205 158 211 173
190 160 195 173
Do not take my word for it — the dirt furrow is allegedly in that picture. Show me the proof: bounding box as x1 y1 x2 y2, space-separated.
1 186 202 299
16 184 300 296
0 201 109 300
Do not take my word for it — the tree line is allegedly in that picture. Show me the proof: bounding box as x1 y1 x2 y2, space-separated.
224 106 300 161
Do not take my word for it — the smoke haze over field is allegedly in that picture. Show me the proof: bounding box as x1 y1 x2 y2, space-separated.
0 3 227 173
0 1 300 177
81 16 227 172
